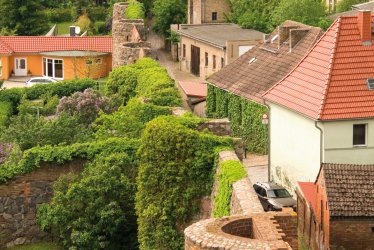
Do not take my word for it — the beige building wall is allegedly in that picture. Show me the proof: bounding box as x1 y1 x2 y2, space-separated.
188 0 231 24
179 36 258 79
323 119 374 164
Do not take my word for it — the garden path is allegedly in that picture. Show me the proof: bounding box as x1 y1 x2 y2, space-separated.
243 154 268 184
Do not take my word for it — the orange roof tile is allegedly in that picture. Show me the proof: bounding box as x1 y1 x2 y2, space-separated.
0 36 112 54
298 182 317 212
263 15 374 120
179 81 207 97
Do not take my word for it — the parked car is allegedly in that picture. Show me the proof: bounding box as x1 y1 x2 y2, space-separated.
253 182 296 211
26 77 58 87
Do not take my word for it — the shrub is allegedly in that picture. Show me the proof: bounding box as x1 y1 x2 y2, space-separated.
57 89 113 124
136 116 232 250
106 65 139 104
124 0 145 19
88 6 108 21
37 152 138 250
0 113 93 151
94 21 107 35
0 88 24 114
75 13 92 32
94 98 171 139
0 101 12 126
0 137 141 184
213 160 247 217
43 8 73 23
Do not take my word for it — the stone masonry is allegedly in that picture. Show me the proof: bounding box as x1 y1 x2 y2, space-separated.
0 160 84 248
112 2 151 68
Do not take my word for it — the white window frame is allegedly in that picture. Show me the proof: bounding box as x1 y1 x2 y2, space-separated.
353 123 368 147
42 57 64 80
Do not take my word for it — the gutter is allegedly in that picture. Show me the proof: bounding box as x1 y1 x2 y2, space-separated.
263 100 271 182
315 121 323 165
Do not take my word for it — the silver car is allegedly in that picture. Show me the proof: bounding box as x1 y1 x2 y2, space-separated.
26 77 58 87
253 182 296 211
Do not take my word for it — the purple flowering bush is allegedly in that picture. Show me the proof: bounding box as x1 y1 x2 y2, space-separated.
0 143 18 164
57 89 114 124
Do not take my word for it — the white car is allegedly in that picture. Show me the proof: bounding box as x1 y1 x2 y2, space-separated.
26 77 58 87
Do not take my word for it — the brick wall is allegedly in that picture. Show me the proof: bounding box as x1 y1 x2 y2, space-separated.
0 160 84 248
330 219 374 250
274 212 298 249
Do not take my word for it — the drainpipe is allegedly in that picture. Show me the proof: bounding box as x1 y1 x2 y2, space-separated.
263 100 271 182
315 121 323 164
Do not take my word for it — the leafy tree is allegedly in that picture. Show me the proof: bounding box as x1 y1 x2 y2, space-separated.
152 0 187 36
0 0 50 35
38 152 139 250
228 0 279 33
336 0 367 12
272 0 328 28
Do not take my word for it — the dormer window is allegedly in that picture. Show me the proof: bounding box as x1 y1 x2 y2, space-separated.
366 78 374 90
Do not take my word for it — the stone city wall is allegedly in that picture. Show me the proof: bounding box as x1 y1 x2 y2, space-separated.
0 160 84 248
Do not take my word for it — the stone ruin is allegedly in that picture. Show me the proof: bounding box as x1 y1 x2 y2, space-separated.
112 2 151 68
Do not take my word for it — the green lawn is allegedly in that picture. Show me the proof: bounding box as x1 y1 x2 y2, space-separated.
6 243 61 250
56 22 72 35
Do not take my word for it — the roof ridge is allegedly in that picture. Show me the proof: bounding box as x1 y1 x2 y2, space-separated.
262 21 330 99
318 17 342 120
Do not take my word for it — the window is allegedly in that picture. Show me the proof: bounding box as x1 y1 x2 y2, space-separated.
259 188 267 197
95 58 103 64
221 57 224 68
353 124 367 146
85 59 93 65
212 12 218 21
213 55 216 69
267 189 291 198
183 44 186 58
43 57 64 79
205 52 208 67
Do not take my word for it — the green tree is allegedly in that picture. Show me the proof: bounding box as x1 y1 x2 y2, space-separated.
0 0 50 35
152 0 187 36
272 0 328 28
37 152 139 250
336 0 367 12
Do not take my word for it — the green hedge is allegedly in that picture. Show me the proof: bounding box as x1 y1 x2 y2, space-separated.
206 84 269 154
0 137 141 184
0 79 96 115
43 8 73 23
136 116 232 250
213 159 247 218
0 101 12 126
125 0 145 19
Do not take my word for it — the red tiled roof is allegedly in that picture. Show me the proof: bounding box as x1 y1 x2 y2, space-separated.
298 182 317 212
264 15 374 120
0 36 112 54
179 81 208 97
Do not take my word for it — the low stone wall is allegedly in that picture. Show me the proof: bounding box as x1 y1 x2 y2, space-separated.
0 160 84 248
184 211 297 250
197 118 231 136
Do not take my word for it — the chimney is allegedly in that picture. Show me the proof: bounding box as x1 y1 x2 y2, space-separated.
357 10 372 45
278 25 299 49
289 29 309 51
69 26 76 37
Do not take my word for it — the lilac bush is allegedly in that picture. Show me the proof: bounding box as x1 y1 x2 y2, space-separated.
0 143 14 164
57 89 113 124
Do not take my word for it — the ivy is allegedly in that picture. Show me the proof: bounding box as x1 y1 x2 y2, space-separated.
136 116 232 250
206 85 269 154
0 138 141 184
213 159 247 218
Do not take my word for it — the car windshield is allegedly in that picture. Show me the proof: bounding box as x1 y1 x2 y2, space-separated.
267 189 291 198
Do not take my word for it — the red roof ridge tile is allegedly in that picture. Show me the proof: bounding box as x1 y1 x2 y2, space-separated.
318 18 342 120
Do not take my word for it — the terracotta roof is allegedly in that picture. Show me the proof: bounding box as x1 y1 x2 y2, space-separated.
208 21 323 103
177 24 264 48
298 182 317 212
322 163 374 217
264 15 374 120
0 36 112 54
179 81 208 97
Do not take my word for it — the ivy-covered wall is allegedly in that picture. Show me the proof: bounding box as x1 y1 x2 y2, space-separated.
206 84 269 154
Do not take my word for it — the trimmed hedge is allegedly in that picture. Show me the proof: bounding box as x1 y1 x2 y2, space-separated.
206 84 269 154
125 0 145 19
0 79 96 115
213 159 247 218
0 137 141 184
0 101 12 126
136 115 232 250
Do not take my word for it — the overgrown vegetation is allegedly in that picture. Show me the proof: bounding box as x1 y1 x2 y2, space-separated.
213 159 247 218
206 84 269 154
136 115 232 250
125 0 145 19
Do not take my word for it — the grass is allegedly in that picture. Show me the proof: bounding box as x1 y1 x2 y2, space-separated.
55 22 72 35
6 243 61 250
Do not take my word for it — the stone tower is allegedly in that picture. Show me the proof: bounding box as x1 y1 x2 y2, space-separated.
112 2 151 68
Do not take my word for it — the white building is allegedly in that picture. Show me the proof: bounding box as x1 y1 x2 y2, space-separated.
263 11 374 190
